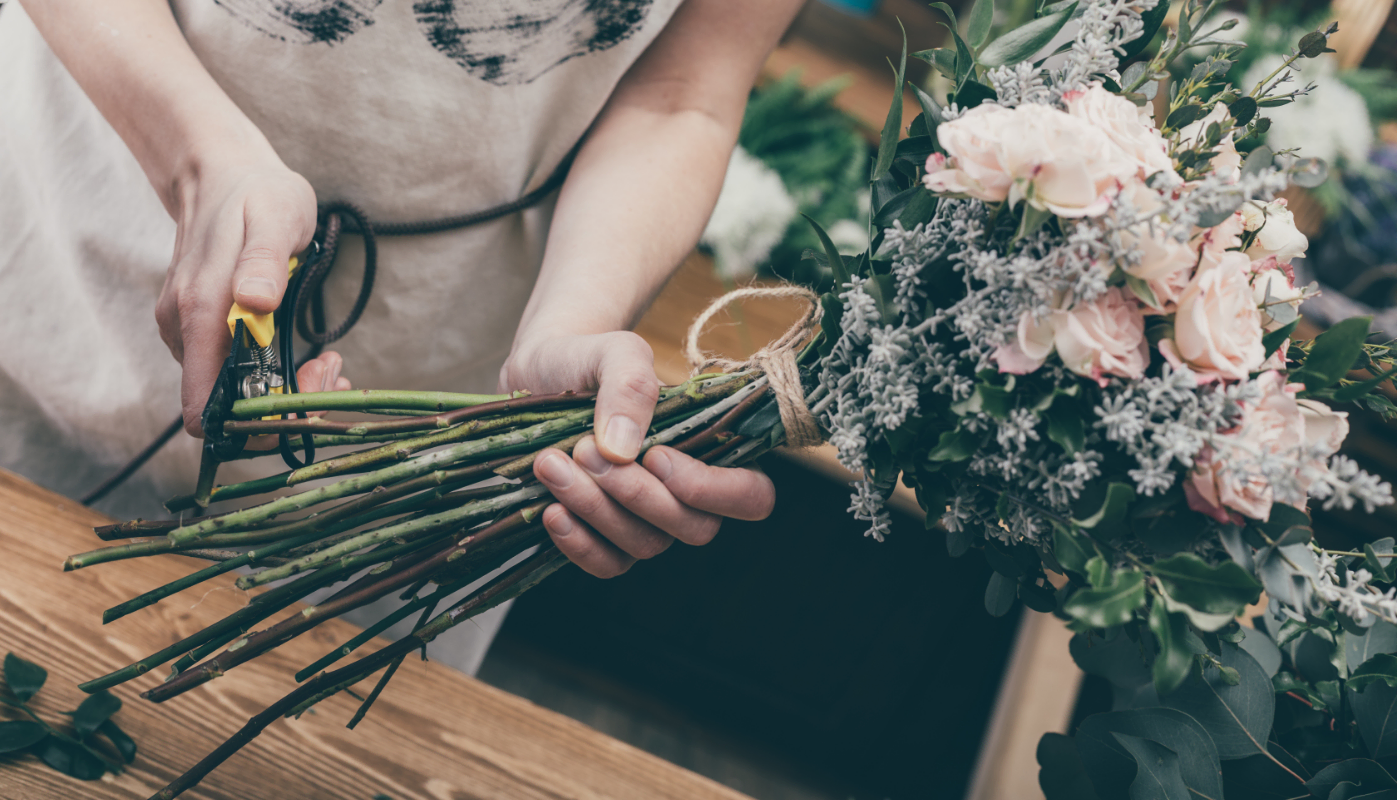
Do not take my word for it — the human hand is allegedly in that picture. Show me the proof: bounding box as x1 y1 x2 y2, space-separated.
500 331 776 578
154 154 318 436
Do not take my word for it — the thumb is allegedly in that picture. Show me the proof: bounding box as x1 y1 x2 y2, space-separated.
230 211 305 315
592 332 660 464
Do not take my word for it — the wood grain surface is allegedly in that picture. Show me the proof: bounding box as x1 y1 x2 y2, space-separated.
0 468 753 800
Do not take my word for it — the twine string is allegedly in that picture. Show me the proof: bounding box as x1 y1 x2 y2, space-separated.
683 285 824 449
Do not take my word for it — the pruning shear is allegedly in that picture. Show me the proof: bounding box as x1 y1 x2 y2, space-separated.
195 246 320 505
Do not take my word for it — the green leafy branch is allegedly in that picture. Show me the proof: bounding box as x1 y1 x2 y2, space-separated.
0 653 136 780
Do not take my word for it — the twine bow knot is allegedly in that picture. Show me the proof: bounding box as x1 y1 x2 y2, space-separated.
683 285 824 449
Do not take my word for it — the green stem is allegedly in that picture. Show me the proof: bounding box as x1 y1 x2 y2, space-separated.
231 389 512 419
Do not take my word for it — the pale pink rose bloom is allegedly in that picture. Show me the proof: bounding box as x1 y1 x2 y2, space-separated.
923 103 1137 217
1063 84 1176 180
1194 211 1246 272
923 105 1019 202
1244 198 1309 263
993 310 1057 374
1162 251 1266 382
1186 373 1350 522
1052 287 1148 386
1117 181 1197 310
1177 103 1242 179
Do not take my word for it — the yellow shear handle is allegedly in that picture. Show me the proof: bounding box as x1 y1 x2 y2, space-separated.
227 256 300 348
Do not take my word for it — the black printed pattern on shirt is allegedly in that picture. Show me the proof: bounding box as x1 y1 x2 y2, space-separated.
210 0 653 85
212 0 383 44
413 0 653 85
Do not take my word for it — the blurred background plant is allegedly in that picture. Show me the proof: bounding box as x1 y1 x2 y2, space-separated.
1172 0 1397 336
701 72 872 285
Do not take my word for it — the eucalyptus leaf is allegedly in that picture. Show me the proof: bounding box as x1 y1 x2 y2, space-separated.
1073 482 1135 530
1075 708 1223 800
1149 600 1195 696
1260 318 1299 356
1159 586 1235 633
967 0 995 48
0 720 47 753
1150 553 1262 616
1054 524 1097 575
1345 653 1397 692
1290 157 1328 188
1162 642 1274 760
985 571 1018 617
1299 316 1371 391
872 23 908 182
1111 733 1191 800
1240 146 1273 176
98 719 137 763
1071 629 1153 692
33 736 106 781
1118 0 1169 62
909 82 944 148
3 653 47 704
1238 627 1282 679
802 213 850 288
1350 680 1396 761
1064 570 1146 629
980 2 1078 67
1038 732 1102 800
73 690 121 738
1304 759 1395 799
1346 621 1396 673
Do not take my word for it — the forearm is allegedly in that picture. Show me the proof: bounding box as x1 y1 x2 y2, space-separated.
513 105 734 345
510 0 804 351
20 0 277 214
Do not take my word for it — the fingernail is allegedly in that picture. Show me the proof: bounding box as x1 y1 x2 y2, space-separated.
547 508 574 537
536 451 574 489
646 449 673 481
237 277 278 301
603 417 642 461
574 438 612 477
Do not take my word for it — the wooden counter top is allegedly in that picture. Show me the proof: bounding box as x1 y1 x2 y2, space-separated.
0 469 754 800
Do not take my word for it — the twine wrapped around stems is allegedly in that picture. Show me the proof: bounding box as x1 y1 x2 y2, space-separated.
683 285 824 448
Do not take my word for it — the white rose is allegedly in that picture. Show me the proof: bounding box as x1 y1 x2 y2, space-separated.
1052 287 1149 385
1250 266 1305 332
1164 251 1266 382
1186 371 1305 522
1117 180 1198 310
1244 199 1309 263
1177 103 1242 180
1239 201 1266 232
1064 83 1176 180
924 103 1138 217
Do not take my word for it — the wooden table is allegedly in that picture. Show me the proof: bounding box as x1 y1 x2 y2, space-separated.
0 469 753 800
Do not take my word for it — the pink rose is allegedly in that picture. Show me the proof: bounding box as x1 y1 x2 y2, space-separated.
1186 373 1350 522
1162 251 1266 382
993 310 1056 374
993 289 1148 384
1052 288 1149 385
1117 181 1198 310
1177 103 1242 179
1064 84 1176 180
1194 211 1246 272
924 103 1138 217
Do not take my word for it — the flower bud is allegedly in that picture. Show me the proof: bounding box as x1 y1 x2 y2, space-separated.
1298 30 1329 58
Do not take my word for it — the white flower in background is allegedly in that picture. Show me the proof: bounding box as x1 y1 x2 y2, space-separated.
1177 103 1242 179
826 218 870 255
701 147 799 280
1242 198 1309 262
1243 56 1372 167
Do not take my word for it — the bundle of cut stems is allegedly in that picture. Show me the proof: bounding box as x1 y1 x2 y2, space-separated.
67 368 796 799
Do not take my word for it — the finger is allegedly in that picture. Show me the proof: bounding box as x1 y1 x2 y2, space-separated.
533 448 673 560
591 332 659 464
177 284 235 437
642 446 775 521
230 200 312 315
542 504 635 579
573 437 721 546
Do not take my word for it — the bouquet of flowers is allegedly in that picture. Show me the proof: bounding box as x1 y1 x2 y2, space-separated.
69 1 1396 797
